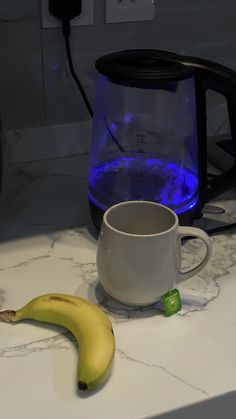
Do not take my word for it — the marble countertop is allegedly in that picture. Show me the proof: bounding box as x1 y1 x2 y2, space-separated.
1 153 236 419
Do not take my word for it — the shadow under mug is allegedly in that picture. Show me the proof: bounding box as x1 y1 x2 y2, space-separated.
96 201 212 306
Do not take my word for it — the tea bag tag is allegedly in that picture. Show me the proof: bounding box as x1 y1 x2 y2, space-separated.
163 289 182 317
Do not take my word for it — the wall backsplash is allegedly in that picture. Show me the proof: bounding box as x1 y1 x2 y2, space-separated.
0 0 235 134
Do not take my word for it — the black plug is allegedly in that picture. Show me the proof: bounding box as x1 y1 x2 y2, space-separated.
49 0 81 20
49 0 82 34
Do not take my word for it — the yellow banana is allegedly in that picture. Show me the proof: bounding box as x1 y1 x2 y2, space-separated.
0 293 115 391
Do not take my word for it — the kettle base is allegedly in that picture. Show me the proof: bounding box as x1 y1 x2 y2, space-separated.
89 199 201 229
89 199 104 229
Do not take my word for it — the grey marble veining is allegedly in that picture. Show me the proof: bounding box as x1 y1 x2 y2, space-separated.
3 122 92 165
116 347 209 396
0 333 71 358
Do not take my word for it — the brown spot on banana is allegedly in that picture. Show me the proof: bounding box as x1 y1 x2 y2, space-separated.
47 296 77 305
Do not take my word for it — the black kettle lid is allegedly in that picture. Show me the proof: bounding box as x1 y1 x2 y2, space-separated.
95 49 194 86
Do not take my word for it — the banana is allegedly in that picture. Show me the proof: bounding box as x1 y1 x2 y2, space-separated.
0 293 115 392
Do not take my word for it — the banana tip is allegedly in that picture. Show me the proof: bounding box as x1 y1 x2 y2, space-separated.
78 381 88 391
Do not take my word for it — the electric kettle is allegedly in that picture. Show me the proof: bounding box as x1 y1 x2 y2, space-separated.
88 49 236 227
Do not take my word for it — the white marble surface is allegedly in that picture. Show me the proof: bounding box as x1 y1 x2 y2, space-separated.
1 154 236 418
3 121 92 165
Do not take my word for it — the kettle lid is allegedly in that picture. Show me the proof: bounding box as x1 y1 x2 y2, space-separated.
95 49 194 86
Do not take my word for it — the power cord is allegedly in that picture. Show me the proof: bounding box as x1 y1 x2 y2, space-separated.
49 0 125 150
206 222 236 236
182 221 236 244
48 0 93 118
63 23 93 118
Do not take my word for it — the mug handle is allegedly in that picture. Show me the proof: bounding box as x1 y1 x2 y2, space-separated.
177 226 212 283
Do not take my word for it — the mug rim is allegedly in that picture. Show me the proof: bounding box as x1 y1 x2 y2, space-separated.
103 201 179 237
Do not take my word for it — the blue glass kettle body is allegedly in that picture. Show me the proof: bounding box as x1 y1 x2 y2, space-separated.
88 50 236 227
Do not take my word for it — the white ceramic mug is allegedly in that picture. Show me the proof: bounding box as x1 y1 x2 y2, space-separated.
96 201 212 306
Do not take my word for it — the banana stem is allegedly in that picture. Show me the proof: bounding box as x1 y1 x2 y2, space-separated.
0 310 16 323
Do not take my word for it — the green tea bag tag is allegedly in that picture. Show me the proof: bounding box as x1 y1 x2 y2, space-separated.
163 289 182 317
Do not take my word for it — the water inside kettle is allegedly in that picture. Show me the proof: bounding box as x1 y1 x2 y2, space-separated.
88 154 198 214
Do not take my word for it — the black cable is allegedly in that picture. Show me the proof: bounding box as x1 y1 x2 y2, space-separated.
206 222 236 236
62 19 125 152
207 172 217 179
105 120 126 153
63 20 93 119
182 221 236 243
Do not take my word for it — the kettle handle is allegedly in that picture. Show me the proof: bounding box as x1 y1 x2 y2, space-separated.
179 54 236 202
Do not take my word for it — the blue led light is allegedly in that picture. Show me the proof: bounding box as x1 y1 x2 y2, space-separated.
89 155 198 214
124 113 133 124
110 122 117 132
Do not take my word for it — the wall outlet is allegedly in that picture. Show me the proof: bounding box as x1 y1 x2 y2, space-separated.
41 0 94 28
106 0 155 23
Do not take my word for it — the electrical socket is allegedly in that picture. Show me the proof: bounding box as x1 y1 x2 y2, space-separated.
41 0 94 28
106 0 155 23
